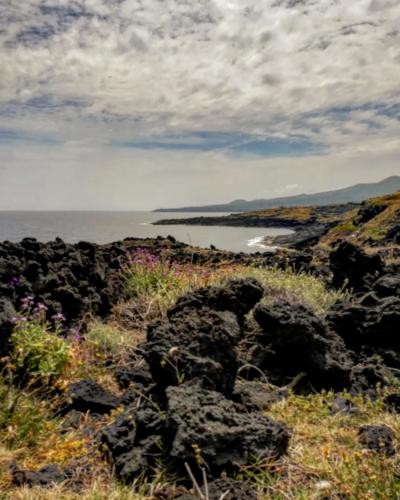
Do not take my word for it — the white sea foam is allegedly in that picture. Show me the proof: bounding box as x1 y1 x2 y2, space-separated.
247 236 277 252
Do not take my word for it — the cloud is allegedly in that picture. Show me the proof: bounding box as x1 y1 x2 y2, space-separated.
1 1 399 146
0 0 399 208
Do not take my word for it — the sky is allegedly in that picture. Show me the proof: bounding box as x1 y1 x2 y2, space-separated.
0 0 399 210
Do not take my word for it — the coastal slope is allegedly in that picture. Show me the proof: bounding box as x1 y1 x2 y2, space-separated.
155 191 400 251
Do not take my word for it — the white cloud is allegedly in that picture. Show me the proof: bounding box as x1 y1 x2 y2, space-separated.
0 0 399 208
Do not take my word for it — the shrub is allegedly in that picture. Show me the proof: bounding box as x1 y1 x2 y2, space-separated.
10 302 71 385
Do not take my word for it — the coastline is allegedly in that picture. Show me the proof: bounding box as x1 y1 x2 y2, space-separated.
153 203 358 249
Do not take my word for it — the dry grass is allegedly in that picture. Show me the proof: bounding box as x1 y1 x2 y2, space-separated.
243 390 400 499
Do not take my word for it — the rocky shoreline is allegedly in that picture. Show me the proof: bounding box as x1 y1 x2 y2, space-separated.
1 231 400 497
154 203 359 249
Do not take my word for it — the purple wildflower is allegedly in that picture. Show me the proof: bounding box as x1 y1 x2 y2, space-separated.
33 303 48 318
52 312 66 324
21 295 34 310
8 277 21 286
130 248 161 268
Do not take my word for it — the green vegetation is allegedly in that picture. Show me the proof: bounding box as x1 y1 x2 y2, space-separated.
1 251 397 499
124 247 215 315
85 320 133 357
232 265 348 316
10 307 71 386
124 248 347 318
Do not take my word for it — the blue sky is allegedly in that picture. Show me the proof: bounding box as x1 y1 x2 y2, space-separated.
0 0 399 209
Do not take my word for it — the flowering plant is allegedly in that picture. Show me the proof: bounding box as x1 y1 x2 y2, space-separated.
11 297 71 385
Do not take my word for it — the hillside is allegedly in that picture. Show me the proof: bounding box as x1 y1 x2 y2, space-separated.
322 191 400 249
154 176 400 212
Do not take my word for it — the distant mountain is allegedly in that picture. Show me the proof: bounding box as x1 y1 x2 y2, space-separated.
154 176 400 213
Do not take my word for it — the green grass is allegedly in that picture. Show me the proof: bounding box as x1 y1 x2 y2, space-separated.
230 265 349 316
125 248 347 317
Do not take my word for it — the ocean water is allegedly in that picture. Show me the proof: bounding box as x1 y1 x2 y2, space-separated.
0 211 293 254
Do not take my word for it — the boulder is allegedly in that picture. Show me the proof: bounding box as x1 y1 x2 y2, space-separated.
349 359 388 395
328 297 400 368
68 380 119 414
358 425 396 456
114 363 153 390
251 301 352 389
165 384 290 475
10 463 68 487
144 308 240 396
168 278 264 321
102 404 165 483
329 241 383 292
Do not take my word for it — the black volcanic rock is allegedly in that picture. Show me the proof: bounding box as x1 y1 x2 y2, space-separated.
329 241 383 292
386 223 400 244
165 384 290 475
168 278 264 321
68 380 119 414
385 393 400 413
359 425 396 455
114 363 153 390
327 296 400 366
373 275 400 298
355 203 386 224
102 404 164 483
251 301 352 389
10 463 68 487
144 307 240 396
0 297 16 357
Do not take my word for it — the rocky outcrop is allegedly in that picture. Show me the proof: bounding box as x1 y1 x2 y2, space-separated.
329 241 383 292
145 308 240 396
0 237 129 355
144 278 263 396
249 301 352 389
165 384 290 473
327 296 400 369
101 278 290 484
168 278 264 321
0 237 271 357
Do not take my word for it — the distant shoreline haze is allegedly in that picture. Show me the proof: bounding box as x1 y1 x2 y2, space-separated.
154 176 400 213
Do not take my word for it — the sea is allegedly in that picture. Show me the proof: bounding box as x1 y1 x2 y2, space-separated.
0 211 293 254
